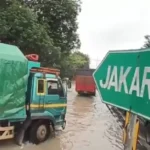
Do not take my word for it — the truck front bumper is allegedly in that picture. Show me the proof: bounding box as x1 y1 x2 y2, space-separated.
0 126 14 140
55 119 66 130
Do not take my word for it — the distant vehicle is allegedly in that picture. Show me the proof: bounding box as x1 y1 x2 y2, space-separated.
75 69 96 96
0 43 71 145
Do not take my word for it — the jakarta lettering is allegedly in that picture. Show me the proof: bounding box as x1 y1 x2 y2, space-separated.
100 66 150 99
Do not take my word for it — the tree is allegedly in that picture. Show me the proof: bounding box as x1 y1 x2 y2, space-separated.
143 35 150 48
0 1 60 66
60 51 90 78
25 0 81 55
69 51 90 69
0 0 82 73
0 0 11 8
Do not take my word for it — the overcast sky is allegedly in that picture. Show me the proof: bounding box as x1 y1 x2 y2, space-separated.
77 0 150 68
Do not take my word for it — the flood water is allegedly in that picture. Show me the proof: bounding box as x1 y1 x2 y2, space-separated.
0 84 123 150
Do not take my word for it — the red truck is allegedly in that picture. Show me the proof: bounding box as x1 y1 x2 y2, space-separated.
75 69 96 96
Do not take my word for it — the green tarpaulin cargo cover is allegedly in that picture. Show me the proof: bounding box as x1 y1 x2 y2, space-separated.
0 43 28 121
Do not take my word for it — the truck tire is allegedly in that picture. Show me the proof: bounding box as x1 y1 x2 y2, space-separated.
91 92 96 96
78 92 82 95
29 120 50 144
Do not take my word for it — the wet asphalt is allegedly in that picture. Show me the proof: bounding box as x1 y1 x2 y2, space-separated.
0 83 149 150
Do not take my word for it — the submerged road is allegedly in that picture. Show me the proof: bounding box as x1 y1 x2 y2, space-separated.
0 84 130 150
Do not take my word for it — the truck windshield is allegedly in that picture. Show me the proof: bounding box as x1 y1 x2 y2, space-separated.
47 79 64 97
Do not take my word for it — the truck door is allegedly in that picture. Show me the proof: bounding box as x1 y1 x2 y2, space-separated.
44 78 66 120
36 78 46 112
30 78 46 114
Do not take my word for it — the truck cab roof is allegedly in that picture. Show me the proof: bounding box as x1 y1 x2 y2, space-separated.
34 72 58 80
29 67 60 80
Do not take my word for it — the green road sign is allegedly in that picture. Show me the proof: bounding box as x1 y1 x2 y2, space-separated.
93 48 150 120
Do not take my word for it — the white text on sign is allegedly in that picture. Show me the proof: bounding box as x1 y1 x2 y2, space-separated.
99 66 150 99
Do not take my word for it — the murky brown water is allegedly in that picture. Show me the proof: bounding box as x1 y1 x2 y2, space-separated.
0 84 123 150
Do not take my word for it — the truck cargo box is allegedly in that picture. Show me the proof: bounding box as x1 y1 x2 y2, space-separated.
0 43 28 121
75 69 95 76
75 69 96 95
75 76 95 93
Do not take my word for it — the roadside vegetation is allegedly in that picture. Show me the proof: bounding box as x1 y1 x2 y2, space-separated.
0 0 89 78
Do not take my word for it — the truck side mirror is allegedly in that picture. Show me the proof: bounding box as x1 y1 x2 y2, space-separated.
68 80 71 89
58 88 64 97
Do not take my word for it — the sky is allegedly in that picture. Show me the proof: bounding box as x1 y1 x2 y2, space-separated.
77 0 150 68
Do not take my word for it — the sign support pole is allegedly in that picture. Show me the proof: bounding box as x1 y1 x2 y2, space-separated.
124 113 138 150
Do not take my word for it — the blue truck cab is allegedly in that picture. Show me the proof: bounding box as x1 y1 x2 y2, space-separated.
22 62 68 144
28 68 67 125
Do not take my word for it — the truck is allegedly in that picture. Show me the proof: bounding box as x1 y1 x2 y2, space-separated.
75 69 96 96
0 43 71 145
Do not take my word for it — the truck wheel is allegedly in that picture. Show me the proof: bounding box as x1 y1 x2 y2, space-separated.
30 121 50 144
92 92 96 96
78 92 81 95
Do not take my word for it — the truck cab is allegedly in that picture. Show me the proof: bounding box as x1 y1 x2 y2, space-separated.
24 67 68 144
28 68 67 125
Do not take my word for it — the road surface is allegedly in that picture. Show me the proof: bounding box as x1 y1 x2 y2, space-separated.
0 84 127 150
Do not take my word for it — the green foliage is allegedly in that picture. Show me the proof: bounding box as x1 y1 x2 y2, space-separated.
0 0 82 75
60 51 90 78
0 1 59 65
0 0 12 8
25 0 81 54
69 51 90 69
